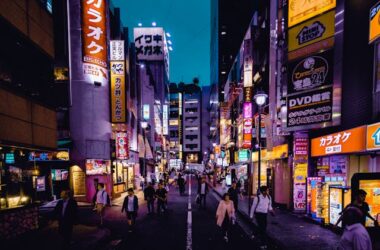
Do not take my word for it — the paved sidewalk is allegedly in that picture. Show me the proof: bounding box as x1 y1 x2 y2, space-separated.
211 183 340 250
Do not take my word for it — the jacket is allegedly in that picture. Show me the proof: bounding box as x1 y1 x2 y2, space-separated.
216 200 235 227
54 198 78 230
121 195 139 213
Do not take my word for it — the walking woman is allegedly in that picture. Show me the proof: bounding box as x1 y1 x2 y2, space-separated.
216 193 236 242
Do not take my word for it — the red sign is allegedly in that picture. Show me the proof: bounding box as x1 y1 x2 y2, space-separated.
82 0 107 68
242 118 252 149
116 132 129 160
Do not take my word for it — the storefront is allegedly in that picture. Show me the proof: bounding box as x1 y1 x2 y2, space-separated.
84 159 112 203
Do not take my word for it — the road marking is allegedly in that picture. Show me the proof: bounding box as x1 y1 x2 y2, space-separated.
186 175 192 250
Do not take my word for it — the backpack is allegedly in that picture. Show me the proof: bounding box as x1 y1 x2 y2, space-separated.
102 190 111 206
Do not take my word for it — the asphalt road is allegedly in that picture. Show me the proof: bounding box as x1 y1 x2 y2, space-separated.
101 175 259 250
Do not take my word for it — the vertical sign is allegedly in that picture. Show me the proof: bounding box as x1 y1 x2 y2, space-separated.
82 0 108 81
116 132 129 160
293 133 309 212
110 40 125 61
163 104 168 135
143 104 150 120
134 28 165 61
110 61 126 123
242 102 252 149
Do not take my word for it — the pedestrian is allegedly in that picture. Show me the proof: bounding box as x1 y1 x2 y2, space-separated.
228 181 242 210
249 185 275 248
335 189 379 227
156 182 168 214
197 176 209 209
177 174 186 196
54 189 78 250
92 179 99 211
95 183 109 226
121 188 139 232
144 182 156 214
216 193 236 243
337 206 372 250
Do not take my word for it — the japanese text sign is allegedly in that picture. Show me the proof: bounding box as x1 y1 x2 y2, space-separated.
134 28 165 61
110 61 126 123
288 0 336 27
311 126 366 157
243 103 252 119
370 2 380 44
242 118 252 149
82 0 107 68
116 132 129 160
110 40 124 61
367 122 380 151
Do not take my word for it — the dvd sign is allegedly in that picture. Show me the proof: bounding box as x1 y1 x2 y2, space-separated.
288 50 333 94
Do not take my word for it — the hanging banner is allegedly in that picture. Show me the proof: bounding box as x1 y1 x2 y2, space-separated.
110 61 126 123
116 132 129 160
288 0 336 27
82 0 107 83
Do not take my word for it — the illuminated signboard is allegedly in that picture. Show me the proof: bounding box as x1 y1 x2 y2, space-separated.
85 159 111 175
238 150 249 162
110 61 126 123
134 28 165 61
110 40 124 61
143 104 150 120
367 122 380 151
28 150 70 161
82 0 108 82
5 153 15 164
288 0 336 27
116 132 129 160
370 2 380 44
163 105 169 135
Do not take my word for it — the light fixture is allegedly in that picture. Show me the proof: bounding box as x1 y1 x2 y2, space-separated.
169 46 173 51
221 31 227 35
138 22 142 27
166 32 171 37
167 40 172 45
152 22 157 27
212 143 217 147
254 91 268 107
141 121 148 129
221 71 226 75
140 64 145 69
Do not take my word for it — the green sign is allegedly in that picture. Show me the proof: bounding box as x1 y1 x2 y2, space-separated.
238 150 249 162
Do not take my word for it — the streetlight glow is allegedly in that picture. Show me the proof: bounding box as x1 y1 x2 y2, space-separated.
167 40 172 45
166 32 171 37
254 91 268 107
152 22 157 26
138 22 142 27
141 121 148 129
169 46 173 51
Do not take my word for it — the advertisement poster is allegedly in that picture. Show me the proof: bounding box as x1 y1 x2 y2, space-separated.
72 171 86 196
307 177 322 216
317 157 330 177
329 155 348 174
359 180 380 227
288 0 336 27
116 132 129 160
294 163 307 211
36 176 46 192
329 187 343 226
85 159 110 175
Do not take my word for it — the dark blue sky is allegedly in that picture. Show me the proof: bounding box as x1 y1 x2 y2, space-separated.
113 0 211 86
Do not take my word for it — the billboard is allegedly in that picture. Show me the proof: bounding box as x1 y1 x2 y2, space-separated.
288 11 335 53
163 105 169 135
116 132 129 160
110 61 126 122
82 0 107 81
367 122 380 151
288 0 336 27
370 2 380 44
134 28 165 61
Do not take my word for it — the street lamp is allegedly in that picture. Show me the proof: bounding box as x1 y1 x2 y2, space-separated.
254 91 268 194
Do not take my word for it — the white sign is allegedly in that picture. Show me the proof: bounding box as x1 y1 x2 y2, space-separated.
134 27 166 61
110 40 124 61
243 56 253 87
163 105 168 135
143 104 150 120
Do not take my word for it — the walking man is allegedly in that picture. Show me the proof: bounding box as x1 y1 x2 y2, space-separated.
250 186 275 248
121 188 139 232
177 174 186 196
156 182 168 214
144 182 156 214
96 183 109 226
54 189 78 250
197 177 209 209
228 181 242 210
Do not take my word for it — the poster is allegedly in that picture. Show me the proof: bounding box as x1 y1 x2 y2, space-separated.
294 163 307 210
329 187 343 226
85 159 110 175
36 176 46 192
307 177 322 216
359 180 380 227
329 155 348 174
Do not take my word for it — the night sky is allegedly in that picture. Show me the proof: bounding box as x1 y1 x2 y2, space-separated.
113 0 211 86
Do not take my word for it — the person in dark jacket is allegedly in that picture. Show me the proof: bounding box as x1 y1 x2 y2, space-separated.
228 181 242 210
54 189 78 250
177 174 186 196
156 183 168 214
197 177 209 209
121 188 139 232
144 182 156 214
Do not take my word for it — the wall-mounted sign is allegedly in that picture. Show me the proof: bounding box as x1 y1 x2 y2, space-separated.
85 159 111 175
29 150 70 161
311 126 367 157
293 163 307 211
367 122 380 151
163 105 169 135
288 10 335 53
287 87 333 128
82 0 107 80
370 2 380 44
110 40 124 61
243 87 253 103
288 0 336 27
36 176 46 192
110 61 126 123
5 153 15 164
134 28 165 61
288 49 333 94
143 104 150 120
294 137 309 157
116 132 129 160
243 103 252 119
243 56 253 87
242 118 253 149
238 150 249 162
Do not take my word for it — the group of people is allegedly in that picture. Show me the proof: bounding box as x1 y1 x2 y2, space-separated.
142 182 168 215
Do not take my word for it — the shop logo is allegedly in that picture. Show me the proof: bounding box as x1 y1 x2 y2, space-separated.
297 21 326 45
292 56 329 91
372 128 380 146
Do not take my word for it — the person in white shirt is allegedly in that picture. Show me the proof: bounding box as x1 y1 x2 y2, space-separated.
96 183 108 226
250 186 275 248
121 188 139 232
338 206 372 250
197 177 209 209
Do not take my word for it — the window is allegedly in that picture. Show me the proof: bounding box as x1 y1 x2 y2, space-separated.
185 108 198 113
185 135 198 140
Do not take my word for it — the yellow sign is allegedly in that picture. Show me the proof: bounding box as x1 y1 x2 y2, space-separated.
288 0 336 27
294 163 308 184
288 10 335 52
110 62 126 123
370 2 380 44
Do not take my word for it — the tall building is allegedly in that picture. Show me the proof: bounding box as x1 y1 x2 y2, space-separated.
168 83 182 170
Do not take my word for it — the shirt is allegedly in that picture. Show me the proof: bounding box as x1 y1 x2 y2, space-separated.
96 189 108 205
201 183 206 194
156 188 167 200
127 196 135 212
250 194 273 216
338 223 372 250
228 187 239 202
